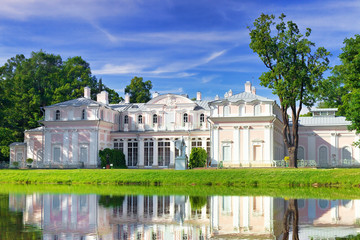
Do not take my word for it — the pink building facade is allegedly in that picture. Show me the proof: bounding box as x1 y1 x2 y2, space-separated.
9 82 359 168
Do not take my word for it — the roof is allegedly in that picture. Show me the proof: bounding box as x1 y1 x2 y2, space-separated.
297 116 351 126
46 97 105 108
194 100 211 110
25 127 44 132
311 108 338 112
210 91 274 105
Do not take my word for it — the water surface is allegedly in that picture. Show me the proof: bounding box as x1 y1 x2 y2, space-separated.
2 192 360 239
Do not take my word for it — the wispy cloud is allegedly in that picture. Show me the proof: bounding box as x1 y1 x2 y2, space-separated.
201 75 218 83
155 88 184 94
93 63 147 75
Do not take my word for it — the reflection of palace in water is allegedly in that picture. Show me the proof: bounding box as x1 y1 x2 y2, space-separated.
8 194 360 239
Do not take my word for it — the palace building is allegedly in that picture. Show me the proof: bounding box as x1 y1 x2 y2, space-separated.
9 81 359 168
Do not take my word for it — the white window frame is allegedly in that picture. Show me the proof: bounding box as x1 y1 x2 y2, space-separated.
79 145 89 163
318 145 329 165
53 145 62 163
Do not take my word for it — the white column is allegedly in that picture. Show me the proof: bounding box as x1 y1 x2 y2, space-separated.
242 126 250 165
43 194 51 227
170 138 175 168
233 196 240 231
355 200 360 220
331 200 339 222
123 139 128 166
308 133 316 162
212 196 219 231
62 195 68 225
213 126 219 166
153 138 158 168
63 131 69 164
138 138 144 168
264 197 271 231
233 126 240 165
201 137 207 150
44 130 51 163
90 130 97 166
170 196 175 218
70 195 78 228
264 125 272 165
331 132 338 165
138 195 144 219
185 137 191 157
72 131 78 164
153 196 158 218
242 196 250 231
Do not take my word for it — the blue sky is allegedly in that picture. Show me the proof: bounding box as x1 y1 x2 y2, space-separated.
0 0 359 103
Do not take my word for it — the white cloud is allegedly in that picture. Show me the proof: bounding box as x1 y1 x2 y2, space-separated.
201 75 218 83
93 63 146 75
155 88 183 94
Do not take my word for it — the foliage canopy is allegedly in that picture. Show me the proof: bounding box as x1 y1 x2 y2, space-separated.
188 147 207 169
124 76 153 103
248 13 330 167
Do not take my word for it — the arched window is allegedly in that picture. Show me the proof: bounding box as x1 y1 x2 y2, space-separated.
183 113 188 123
124 115 129 124
297 146 305 160
254 104 261 115
223 105 230 116
55 110 60 120
239 105 244 116
138 115 143 124
200 114 205 123
342 146 352 161
153 114 158 124
82 109 86 120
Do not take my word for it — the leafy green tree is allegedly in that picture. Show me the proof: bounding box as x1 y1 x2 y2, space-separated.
329 35 360 145
0 50 121 162
188 147 207 169
99 148 127 168
124 76 152 103
248 14 330 167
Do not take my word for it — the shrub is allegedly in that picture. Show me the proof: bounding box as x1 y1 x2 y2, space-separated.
188 147 207 169
12 162 19 168
99 148 127 169
26 158 33 164
189 196 207 210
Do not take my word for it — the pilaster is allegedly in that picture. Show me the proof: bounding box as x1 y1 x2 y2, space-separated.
152 138 158 168
242 126 250 165
233 126 240 164
169 138 175 168
138 138 144 168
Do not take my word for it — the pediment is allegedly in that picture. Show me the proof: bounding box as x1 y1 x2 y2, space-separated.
146 94 196 107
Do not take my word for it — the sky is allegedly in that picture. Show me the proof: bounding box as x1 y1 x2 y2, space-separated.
0 0 359 103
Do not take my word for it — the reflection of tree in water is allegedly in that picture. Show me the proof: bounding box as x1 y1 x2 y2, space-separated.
98 195 125 208
336 234 360 239
282 199 299 240
189 196 207 210
0 194 42 239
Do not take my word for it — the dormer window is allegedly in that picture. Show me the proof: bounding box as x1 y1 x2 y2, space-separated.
254 104 261 116
138 115 143 124
183 113 188 123
55 110 60 120
153 114 158 124
200 114 205 123
124 115 129 124
224 106 230 116
82 109 86 120
100 110 104 120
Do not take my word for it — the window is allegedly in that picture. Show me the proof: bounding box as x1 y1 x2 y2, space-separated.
55 110 60 120
37 150 43 162
16 152 23 162
114 139 124 152
200 114 205 124
127 139 138 166
191 138 202 149
144 196 154 216
80 146 88 163
158 138 170 167
138 115 143 124
124 115 129 124
206 138 211 162
100 110 104 120
318 199 329 209
127 195 138 215
239 105 244 116
157 196 170 217
144 139 154 167
254 104 261 115
183 113 188 123
82 109 86 120
342 146 352 161
223 105 230 116
53 146 61 162
297 146 305 160
153 114 158 124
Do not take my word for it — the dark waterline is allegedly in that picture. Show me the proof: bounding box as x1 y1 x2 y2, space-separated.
1 192 360 239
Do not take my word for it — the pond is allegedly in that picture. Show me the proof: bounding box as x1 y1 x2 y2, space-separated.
1 191 360 239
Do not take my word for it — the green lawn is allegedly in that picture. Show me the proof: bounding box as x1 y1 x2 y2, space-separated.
0 168 359 187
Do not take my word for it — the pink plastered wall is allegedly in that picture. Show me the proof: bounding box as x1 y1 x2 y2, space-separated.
78 131 90 143
51 134 63 143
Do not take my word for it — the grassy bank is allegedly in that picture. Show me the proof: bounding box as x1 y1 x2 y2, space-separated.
1 168 360 187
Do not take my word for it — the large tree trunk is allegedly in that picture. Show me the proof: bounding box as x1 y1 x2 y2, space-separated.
282 199 299 240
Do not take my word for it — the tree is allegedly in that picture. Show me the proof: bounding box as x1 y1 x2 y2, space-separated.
248 14 330 167
188 147 207 169
0 50 121 162
124 76 152 103
325 35 360 144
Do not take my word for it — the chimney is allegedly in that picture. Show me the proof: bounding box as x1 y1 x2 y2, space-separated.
251 86 256 95
215 95 219 100
84 86 91 99
196 92 202 101
228 89 233 97
125 93 130 103
245 81 252 93
96 91 109 105
153 92 159 98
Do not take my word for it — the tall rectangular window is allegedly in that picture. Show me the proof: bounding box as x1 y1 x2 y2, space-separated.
127 139 138 166
80 146 88 163
53 146 61 162
144 139 154 167
158 138 170 167
114 139 124 152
